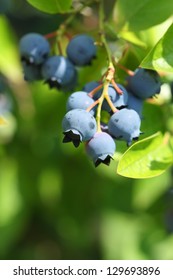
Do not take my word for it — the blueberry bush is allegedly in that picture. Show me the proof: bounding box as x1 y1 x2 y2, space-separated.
1 0 173 260
14 0 173 178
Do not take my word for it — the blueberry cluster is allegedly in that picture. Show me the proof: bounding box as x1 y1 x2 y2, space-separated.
19 32 161 167
19 33 97 92
62 67 161 167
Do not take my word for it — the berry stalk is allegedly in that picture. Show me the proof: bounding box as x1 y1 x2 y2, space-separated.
111 79 123 95
95 1 119 131
88 84 103 98
96 95 104 132
96 66 118 132
86 99 100 112
99 0 112 65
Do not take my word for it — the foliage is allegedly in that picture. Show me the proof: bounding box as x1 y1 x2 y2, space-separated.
22 0 173 179
27 0 72 14
0 0 173 260
141 23 173 72
117 132 173 178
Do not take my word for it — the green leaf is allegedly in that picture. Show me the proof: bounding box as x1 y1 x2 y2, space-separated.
141 23 173 72
117 132 173 179
140 103 165 138
114 0 173 32
27 0 72 14
118 31 147 48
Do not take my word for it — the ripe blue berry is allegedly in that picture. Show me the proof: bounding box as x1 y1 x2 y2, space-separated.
66 34 97 66
83 81 102 100
102 84 128 112
112 84 128 109
102 85 116 112
66 91 95 114
86 132 116 167
127 91 143 117
19 33 50 65
108 108 141 146
83 81 100 92
100 122 109 133
62 109 97 147
41 56 78 91
64 70 78 92
127 68 161 99
83 83 128 112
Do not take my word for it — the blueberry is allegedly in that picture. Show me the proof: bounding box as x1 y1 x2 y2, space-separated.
127 68 161 99
66 34 97 66
86 132 116 167
102 84 128 112
108 108 141 146
62 109 97 147
83 82 128 111
100 122 109 133
66 91 95 115
22 61 42 81
63 69 78 92
102 85 116 112
19 33 50 65
41 56 78 91
112 84 128 109
83 81 102 100
127 91 143 117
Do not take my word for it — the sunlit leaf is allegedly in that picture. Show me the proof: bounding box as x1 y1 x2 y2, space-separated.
117 132 173 178
141 23 173 72
114 0 173 32
27 0 72 14
140 103 165 138
119 31 147 47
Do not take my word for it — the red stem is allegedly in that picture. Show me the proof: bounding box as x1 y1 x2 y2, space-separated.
117 63 134 76
44 31 58 39
88 84 103 97
86 99 100 112
111 79 123 95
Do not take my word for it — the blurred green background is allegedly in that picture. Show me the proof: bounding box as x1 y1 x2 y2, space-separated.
0 0 173 260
